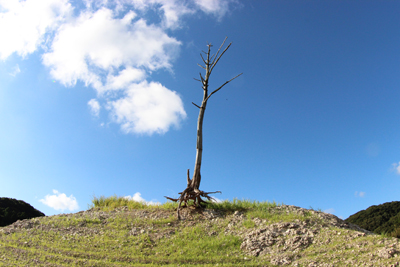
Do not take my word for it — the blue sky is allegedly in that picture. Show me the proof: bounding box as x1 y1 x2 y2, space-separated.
1 0 400 219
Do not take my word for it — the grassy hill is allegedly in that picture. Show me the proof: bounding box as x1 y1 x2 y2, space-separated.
1 197 400 266
345 201 400 238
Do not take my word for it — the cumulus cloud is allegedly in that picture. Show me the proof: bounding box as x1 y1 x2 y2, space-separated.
109 81 186 134
124 192 160 205
391 162 400 175
88 98 101 117
39 189 79 211
105 66 146 91
1 0 237 135
355 191 365 197
0 0 72 59
42 8 180 92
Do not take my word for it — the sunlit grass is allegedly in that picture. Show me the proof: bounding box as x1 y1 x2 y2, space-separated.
91 195 280 214
205 198 280 211
2 196 400 266
89 195 177 211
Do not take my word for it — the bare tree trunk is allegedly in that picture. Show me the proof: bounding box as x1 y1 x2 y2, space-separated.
165 37 242 219
191 82 208 190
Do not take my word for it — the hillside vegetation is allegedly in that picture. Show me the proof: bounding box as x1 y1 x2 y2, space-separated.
0 197 45 227
1 197 400 266
345 201 400 238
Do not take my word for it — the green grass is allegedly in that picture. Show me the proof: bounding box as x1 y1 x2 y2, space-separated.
0 198 269 266
91 195 280 214
89 195 179 211
1 196 400 266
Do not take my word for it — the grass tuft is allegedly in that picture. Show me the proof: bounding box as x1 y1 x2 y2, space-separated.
89 195 179 211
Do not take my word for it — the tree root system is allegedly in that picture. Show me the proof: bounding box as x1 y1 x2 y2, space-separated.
165 187 221 220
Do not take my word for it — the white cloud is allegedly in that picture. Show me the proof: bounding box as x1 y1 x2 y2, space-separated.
355 191 366 197
88 98 100 117
193 0 235 18
39 189 79 211
124 0 236 28
106 66 146 91
42 8 180 92
2 0 237 135
124 192 160 205
127 0 194 29
391 162 400 175
109 81 186 134
0 0 72 59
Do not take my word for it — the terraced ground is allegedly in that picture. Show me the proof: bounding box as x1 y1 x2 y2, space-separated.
0 198 399 266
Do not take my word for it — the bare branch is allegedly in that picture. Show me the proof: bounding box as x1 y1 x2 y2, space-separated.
200 53 207 65
205 73 242 102
187 169 191 186
193 78 201 82
192 102 201 109
211 37 228 65
197 63 206 70
203 191 222 195
209 53 215 62
199 73 205 85
210 42 231 73
164 196 179 202
206 43 212 66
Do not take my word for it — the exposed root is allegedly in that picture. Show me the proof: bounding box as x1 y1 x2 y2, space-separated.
164 188 221 220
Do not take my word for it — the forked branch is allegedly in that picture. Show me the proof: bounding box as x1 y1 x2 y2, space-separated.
205 73 243 102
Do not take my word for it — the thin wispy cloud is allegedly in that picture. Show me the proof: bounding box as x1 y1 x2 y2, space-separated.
9 64 20 76
39 189 79 211
125 0 194 29
355 191 365 197
0 0 235 135
391 162 400 175
88 99 101 117
124 192 160 205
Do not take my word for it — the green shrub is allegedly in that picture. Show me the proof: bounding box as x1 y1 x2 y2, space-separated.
391 226 400 238
345 201 400 237
0 197 45 227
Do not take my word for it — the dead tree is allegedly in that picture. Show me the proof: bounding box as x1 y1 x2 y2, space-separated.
165 37 242 219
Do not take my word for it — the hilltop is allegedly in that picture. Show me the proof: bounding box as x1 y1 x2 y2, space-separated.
1 198 400 266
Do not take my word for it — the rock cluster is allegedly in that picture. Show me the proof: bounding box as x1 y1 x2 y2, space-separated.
241 221 316 257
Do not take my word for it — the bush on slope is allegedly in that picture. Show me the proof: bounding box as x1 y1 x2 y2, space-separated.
345 201 400 237
0 197 45 227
